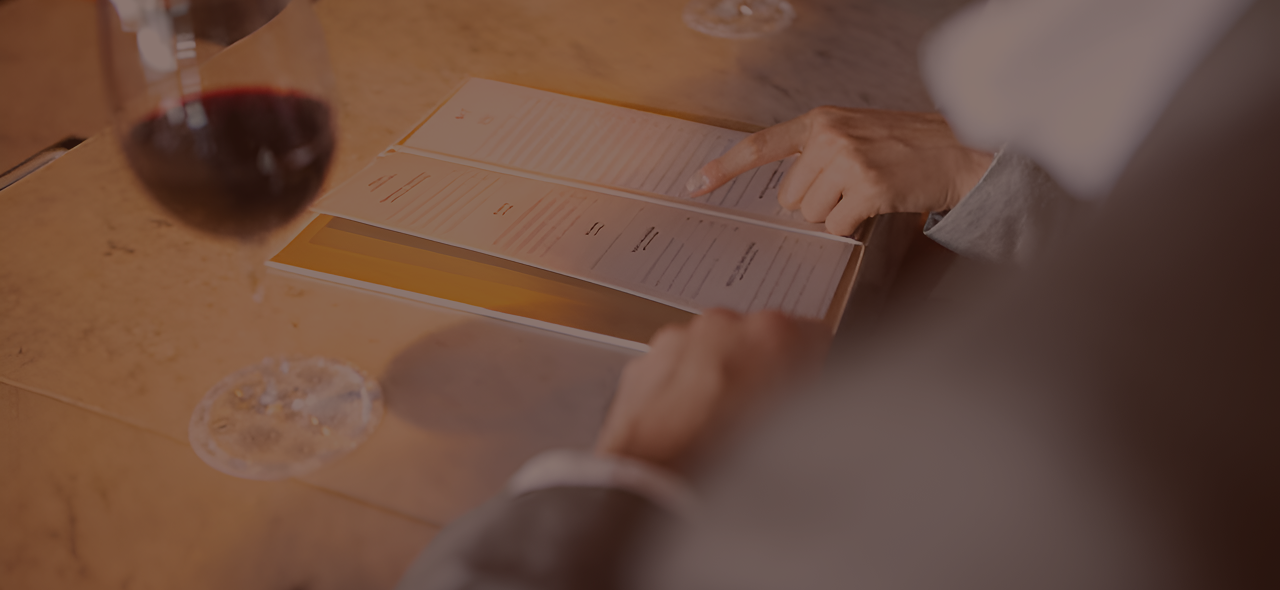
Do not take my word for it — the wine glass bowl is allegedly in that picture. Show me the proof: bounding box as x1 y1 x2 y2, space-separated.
120 87 334 237
98 0 382 480
99 0 336 238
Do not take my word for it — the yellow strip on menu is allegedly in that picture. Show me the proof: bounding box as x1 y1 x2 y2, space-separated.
271 215 694 346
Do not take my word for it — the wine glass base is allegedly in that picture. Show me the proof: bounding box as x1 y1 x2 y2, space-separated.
683 0 795 39
189 356 383 480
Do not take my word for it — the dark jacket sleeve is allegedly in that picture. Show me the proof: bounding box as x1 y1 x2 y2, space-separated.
924 150 1076 264
395 487 666 590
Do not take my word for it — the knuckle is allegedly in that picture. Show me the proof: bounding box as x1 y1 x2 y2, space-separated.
809 105 840 120
812 131 860 158
807 106 847 132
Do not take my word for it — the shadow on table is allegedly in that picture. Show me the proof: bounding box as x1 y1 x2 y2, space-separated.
378 317 634 445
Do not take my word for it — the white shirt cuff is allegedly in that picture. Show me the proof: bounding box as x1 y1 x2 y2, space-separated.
924 147 1003 233
507 449 697 517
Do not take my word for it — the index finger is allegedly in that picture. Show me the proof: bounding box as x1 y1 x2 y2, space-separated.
684 116 809 197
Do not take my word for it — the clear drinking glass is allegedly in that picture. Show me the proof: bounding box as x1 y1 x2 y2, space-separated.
683 0 796 39
98 0 382 480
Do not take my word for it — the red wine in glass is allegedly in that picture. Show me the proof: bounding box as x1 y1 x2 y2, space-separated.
123 88 335 238
100 0 383 480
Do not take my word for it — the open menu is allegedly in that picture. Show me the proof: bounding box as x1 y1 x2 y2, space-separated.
269 79 864 350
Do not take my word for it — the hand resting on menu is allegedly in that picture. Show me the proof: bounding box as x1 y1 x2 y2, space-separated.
596 309 830 473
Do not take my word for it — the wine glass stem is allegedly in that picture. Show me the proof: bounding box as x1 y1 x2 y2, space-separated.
239 237 269 304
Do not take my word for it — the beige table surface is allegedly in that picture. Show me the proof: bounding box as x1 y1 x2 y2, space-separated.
0 0 963 587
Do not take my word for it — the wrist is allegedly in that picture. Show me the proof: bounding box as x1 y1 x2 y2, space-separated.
949 148 996 209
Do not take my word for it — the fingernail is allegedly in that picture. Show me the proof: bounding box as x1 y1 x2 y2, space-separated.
684 173 709 195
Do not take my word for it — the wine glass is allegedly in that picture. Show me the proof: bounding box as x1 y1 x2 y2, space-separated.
683 0 796 39
98 0 383 480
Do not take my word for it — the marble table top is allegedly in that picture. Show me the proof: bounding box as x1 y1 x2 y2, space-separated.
0 0 964 587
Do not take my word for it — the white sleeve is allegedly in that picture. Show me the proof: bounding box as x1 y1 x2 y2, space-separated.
508 449 697 517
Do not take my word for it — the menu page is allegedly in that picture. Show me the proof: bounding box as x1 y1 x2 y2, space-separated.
403 78 805 223
314 151 852 320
